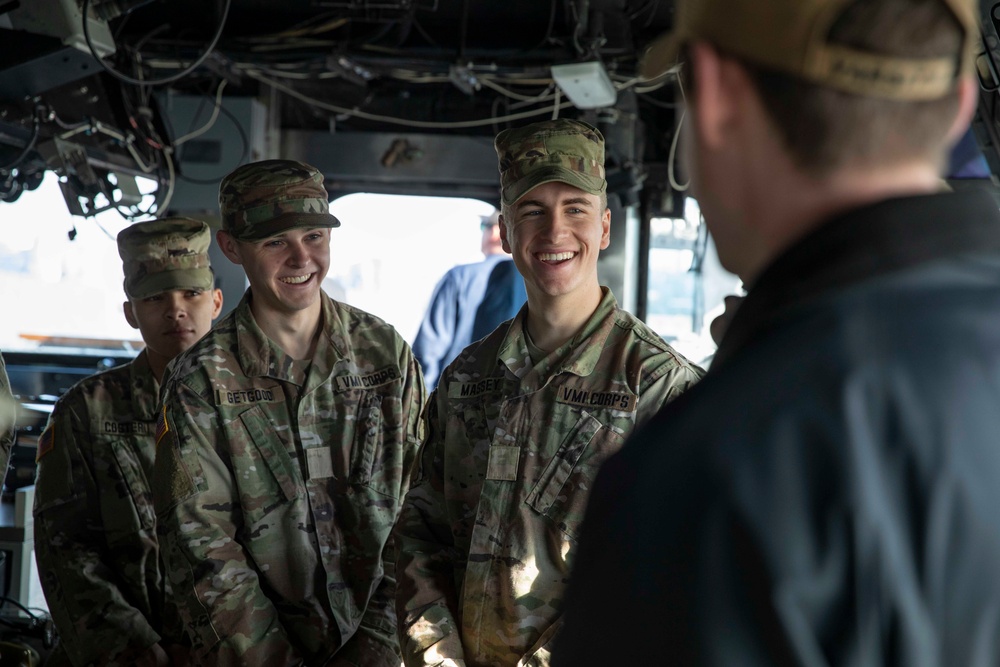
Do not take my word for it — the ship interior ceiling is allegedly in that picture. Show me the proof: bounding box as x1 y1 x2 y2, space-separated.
0 0 684 214
2 0 1000 319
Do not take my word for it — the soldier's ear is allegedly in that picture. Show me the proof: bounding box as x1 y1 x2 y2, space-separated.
123 301 139 329
216 230 243 265
499 214 512 254
211 289 224 319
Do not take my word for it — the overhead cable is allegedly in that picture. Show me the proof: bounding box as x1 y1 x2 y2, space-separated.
81 0 232 86
246 69 576 129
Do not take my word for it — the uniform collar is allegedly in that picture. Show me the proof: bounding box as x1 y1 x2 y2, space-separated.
128 349 160 420
235 289 348 384
713 190 1000 370
498 287 619 383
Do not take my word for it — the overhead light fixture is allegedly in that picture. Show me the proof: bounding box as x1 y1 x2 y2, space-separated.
551 61 617 109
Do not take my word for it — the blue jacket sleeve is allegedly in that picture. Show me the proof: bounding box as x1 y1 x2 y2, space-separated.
412 270 460 390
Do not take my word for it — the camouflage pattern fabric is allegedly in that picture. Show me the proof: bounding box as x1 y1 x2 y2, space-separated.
0 352 14 480
394 288 704 666
218 159 341 241
152 289 425 666
33 350 178 666
494 119 607 207
117 217 214 300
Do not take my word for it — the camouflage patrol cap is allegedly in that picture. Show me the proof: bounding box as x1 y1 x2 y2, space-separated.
495 119 607 207
219 159 341 241
641 0 976 101
117 217 214 299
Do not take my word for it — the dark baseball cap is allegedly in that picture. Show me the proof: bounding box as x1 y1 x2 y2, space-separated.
641 0 977 101
218 159 341 241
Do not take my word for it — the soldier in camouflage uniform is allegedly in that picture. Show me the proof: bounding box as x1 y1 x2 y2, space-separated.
152 159 426 666
0 351 14 481
394 119 705 666
33 218 224 667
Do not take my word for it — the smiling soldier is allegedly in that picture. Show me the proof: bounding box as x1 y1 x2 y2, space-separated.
394 119 704 666
151 159 426 666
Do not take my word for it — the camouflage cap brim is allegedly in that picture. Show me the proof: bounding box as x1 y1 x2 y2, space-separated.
129 267 215 300
229 211 341 241
502 165 607 207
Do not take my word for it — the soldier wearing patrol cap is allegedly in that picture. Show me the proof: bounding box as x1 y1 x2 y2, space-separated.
151 159 426 665
554 0 1000 665
33 217 223 667
394 118 704 666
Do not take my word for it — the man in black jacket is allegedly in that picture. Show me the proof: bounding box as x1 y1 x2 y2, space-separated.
554 0 1000 665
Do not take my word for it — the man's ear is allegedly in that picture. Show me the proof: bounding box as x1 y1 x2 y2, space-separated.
499 214 512 254
216 230 243 265
211 289 224 319
689 40 742 151
600 207 611 250
123 301 139 330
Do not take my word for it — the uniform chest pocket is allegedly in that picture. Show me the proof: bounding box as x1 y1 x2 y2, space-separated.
237 406 304 525
103 440 156 538
349 391 405 499
524 411 624 542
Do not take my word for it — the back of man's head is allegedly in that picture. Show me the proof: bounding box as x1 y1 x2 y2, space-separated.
644 0 975 174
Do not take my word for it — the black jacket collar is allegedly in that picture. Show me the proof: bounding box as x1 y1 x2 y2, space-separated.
712 190 1000 370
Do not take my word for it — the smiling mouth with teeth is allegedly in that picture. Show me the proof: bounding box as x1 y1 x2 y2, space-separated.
280 274 313 284
537 252 576 262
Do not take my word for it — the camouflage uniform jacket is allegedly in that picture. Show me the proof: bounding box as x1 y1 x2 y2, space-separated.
395 288 704 666
33 350 170 666
153 290 426 666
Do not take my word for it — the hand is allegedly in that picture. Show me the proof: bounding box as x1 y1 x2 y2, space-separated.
127 642 170 667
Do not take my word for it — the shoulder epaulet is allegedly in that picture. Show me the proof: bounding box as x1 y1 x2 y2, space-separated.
617 310 673 354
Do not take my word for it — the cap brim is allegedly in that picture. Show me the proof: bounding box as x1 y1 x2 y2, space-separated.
640 30 684 81
235 212 342 241
503 166 606 207
129 268 215 299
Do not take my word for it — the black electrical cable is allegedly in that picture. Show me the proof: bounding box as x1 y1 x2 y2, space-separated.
81 0 232 86
0 117 41 173
0 596 41 620
524 0 558 54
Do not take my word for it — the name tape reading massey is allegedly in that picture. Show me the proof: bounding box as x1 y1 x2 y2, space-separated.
448 378 505 399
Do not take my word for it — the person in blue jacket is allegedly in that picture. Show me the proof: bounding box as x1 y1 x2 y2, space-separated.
413 210 524 388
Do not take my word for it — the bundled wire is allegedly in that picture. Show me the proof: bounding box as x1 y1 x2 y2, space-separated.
81 0 232 86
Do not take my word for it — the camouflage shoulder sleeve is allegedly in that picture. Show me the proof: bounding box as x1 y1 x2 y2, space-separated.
33 395 161 665
393 388 467 666
634 341 705 429
400 341 428 492
340 338 426 666
152 378 303 665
